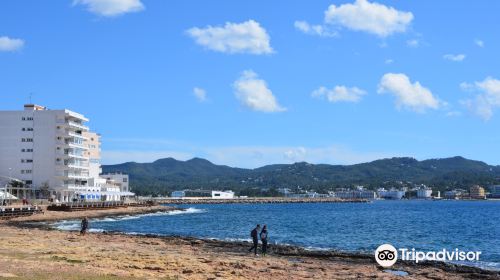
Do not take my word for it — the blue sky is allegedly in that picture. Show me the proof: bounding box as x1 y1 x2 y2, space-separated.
1 0 499 168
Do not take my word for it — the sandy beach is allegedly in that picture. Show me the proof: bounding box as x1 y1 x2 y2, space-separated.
0 206 498 280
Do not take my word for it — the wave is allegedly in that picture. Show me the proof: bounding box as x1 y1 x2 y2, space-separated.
52 207 206 230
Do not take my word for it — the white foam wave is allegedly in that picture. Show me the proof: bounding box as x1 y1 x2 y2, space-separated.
52 207 206 230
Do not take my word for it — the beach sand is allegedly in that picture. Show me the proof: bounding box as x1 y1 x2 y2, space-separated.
0 206 498 280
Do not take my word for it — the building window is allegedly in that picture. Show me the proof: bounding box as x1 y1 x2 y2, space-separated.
26 159 33 163
25 170 32 174
22 117 26 121
24 180 32 185
21 159 25 163
123 178 128 182
27 117 33 120
22 128 25 131
26 138 33 142
27 127 33 131
21 149 25 152
27 149 33 152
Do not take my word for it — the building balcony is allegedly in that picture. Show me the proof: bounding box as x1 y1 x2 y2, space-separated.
56 171 90 180
56 162 90 170
68 121 89 131
68 131 89 140
57 141 89 150
63 153 89 160
57 120 89 131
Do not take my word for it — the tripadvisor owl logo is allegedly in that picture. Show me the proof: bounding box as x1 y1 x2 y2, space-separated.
375 244 398 267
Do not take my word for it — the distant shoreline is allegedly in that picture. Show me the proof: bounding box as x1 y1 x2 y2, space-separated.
153 197 371 204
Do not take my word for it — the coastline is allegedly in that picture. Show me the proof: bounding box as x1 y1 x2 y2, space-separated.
1 206 498 280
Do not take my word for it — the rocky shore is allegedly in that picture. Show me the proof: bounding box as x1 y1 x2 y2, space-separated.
155 197 370 205
0 206 498 280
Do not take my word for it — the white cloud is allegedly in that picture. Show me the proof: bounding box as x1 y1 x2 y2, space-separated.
312 85 366 103
443 54 466 62
474 39 484 48
73 0 144 17
294 20 337 37
102 150 193 164
324 0 414 37
204 145 396 168
233 70 286 113
193 87 207 102
385 59 394 64
406 39 419 48
100 138 399 168
446 111 462 117
0 36 24 52
378 73 442 112
284 147 307 161
460 77 500 120
186 20 273 55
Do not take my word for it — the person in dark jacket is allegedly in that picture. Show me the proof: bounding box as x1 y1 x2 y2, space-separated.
80 217 89 236
260 225 268 256
248 224 261 255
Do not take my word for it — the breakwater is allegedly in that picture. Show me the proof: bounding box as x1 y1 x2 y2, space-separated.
152 197 370 204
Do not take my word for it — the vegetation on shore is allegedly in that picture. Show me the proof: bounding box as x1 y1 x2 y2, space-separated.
102 156 500 196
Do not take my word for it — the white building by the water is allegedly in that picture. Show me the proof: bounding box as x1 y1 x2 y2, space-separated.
377 188 406 200
211 190 234 199
417 188 433 199
0 104 133 202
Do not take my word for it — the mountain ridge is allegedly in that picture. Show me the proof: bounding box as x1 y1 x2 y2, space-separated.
102 156 500 196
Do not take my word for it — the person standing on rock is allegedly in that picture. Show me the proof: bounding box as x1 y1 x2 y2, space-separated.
248 224 260 256
260 225 268 256
80 217 89 236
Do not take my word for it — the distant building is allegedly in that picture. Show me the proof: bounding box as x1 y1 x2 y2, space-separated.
171 190 186 198
416 188 432 199
470 185 486 199
333 190 376 200
489 185 500 198
101 172 129 192
444 190 459 199
377 188 406 200
211 190 234 199
305 191 328 198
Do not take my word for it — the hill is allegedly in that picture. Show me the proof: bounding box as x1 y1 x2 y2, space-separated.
102 156 500 196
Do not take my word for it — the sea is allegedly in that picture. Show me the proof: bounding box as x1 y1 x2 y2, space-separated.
52 200 500 271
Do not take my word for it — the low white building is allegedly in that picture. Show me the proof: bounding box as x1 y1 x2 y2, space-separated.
417 188 433 199
211 190 234 199
101 172 130 192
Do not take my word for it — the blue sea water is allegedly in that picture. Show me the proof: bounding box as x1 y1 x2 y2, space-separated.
52 200 500 270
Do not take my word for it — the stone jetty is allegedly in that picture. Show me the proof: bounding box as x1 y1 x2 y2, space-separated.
154 197 370 205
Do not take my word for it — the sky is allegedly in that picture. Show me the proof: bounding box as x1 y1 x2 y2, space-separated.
1 0 500 168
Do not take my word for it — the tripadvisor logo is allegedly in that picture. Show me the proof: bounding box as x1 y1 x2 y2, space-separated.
374 244 482 267
375 244 398 267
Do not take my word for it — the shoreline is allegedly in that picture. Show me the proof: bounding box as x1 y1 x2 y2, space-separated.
2 206 499 279
154 197 371 204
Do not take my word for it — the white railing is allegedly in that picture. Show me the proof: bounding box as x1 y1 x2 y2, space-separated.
68 131 88 140
68 121 89 131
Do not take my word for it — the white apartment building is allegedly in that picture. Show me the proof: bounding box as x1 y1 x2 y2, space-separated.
0 104 133 202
